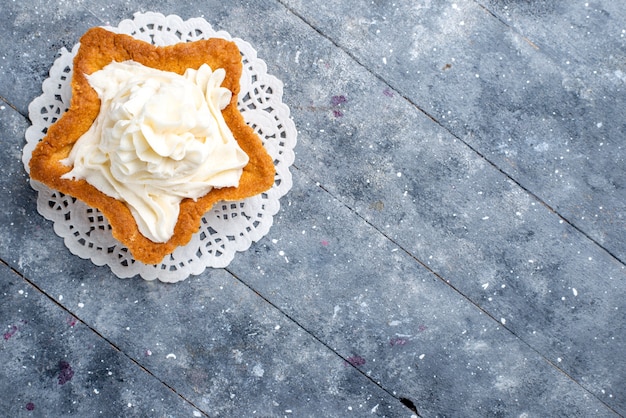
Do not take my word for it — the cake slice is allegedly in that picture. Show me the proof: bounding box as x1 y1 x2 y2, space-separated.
29 27 275 264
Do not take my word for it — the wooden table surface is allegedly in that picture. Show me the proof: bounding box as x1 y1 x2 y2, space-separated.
1 0 625 416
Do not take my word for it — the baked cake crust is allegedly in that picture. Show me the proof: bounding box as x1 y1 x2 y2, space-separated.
29 27 275 264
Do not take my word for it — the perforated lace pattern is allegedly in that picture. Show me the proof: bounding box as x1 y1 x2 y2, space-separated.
23 12 296 282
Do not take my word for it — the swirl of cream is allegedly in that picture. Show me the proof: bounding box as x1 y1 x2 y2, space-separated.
62 61 249 243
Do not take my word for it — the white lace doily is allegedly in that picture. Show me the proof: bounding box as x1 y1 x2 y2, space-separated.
22 12 296 282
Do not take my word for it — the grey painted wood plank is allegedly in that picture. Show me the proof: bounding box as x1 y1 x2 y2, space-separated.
0 263 204 418
0 1 100 116
270 0 626 413
229 168 618 417
1 99 615 415
0 107 409 416
279 0 626 263
478 0 626 68
2 0 625 416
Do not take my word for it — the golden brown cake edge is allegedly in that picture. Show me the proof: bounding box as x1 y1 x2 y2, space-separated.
29 27 275 265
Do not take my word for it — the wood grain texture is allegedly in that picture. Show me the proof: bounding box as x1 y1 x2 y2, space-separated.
1 0 624 416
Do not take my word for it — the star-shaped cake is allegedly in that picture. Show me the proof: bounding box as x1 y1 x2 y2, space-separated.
29 27 275 264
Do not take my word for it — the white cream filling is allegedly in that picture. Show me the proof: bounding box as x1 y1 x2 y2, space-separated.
62 61 249 243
